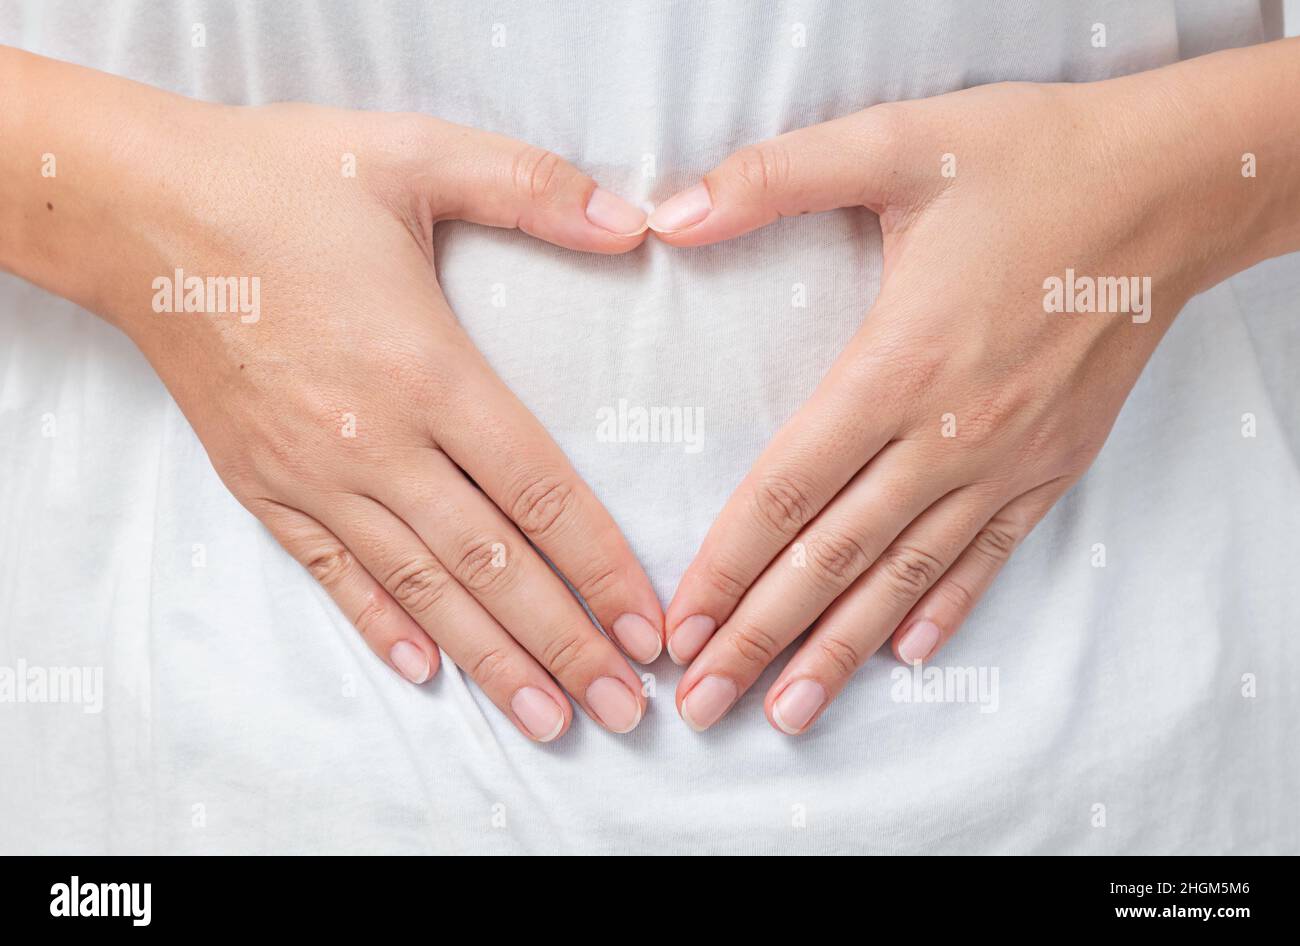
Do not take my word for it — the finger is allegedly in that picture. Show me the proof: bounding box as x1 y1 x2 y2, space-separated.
433 356 666 665
648 105 924 246
425 118 648 252
672 442 944 731
315 494 576 743
888 482 1062 666
378 448 649 734
255 500 442 687
664 333 906 665
762 485 1004 736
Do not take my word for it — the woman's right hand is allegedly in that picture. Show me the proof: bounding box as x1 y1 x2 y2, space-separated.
2 48 662 741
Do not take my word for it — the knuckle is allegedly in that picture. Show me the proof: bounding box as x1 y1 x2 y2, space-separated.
725 622 783 668
512 146 567 206
751 472 818 536
816 633 864 678
540 630 592 680
1058 438 1103 478
386 559 453 615
701 556 750 602
1022 413 1067 463
452 536 515 594
468 646 514 690
508 472 577 538
572 560 621 608
387 350 452 415
212 456 264 500
936 575 976 616
805 528 871 585
244 422 326 491
855 324 942 402
891 349 947 406
352 593 388 640
304 544 353 588
727 143 789 195
958 394 1020 448
972 522 1019 561
878 544 944 600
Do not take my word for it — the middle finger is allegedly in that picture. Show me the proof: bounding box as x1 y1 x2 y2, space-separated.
379 448 649 734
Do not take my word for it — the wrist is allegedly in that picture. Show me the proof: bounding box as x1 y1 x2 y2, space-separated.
1086 39 1300 299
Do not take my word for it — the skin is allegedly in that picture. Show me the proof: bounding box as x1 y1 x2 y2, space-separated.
4 38 1299 746
652 38 1300 735
0 46 666 742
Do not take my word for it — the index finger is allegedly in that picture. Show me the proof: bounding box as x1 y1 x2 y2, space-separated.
663 345 900 664
433 337 666 664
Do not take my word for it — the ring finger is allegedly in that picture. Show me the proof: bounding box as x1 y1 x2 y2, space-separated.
318 493 577 743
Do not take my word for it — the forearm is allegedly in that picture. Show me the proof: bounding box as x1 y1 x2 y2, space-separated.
0 45 222 332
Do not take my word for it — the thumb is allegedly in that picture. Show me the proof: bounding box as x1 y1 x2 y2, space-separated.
425 119 648 254
648 106 919 247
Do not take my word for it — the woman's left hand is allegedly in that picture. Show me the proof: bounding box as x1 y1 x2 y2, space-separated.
649 70 1260 734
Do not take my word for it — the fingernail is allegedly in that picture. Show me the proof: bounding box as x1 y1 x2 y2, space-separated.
898 619 942 664
772 679 826 735
667 614 716 665
585 187 648 236
586 677 642 733
611 613 662 664
681 675 738 731
390 641 431 684
647 183 711 233
511 686 565 742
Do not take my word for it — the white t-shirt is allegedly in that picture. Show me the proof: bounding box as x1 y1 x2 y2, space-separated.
1 0 1297 853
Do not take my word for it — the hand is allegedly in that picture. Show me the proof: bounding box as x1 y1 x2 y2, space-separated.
5 49 664 742
649 72 1263 734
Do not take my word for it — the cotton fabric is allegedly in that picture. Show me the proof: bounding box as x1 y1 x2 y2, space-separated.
1 0 1297 854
